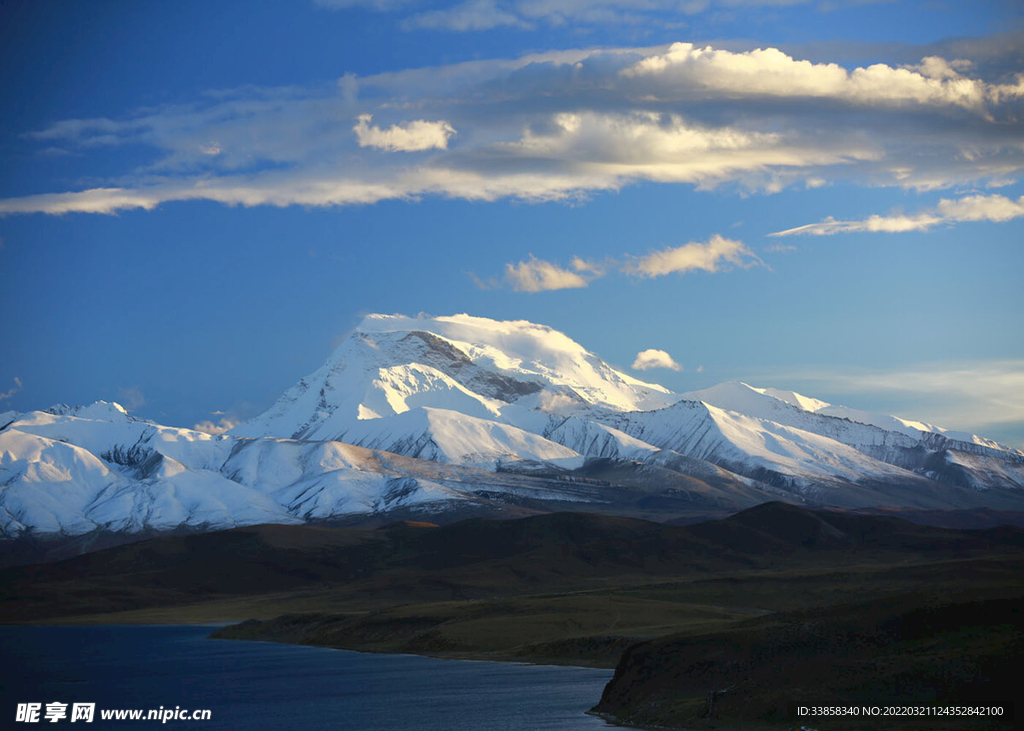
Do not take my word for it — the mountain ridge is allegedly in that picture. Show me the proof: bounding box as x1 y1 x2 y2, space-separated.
2 312 1022 547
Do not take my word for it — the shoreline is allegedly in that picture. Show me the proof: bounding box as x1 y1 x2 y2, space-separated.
208 614 628 669
2 614 625 670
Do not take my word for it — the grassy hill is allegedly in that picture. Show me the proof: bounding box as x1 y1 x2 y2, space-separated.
3 503 1021 728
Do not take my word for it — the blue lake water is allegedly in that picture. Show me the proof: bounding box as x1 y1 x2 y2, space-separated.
1 625 613 730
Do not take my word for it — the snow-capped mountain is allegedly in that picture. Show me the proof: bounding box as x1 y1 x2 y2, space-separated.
231 313 677 443
232 313 1023 493
3 313 1023 544
682 381 1018 456
0 402 623 540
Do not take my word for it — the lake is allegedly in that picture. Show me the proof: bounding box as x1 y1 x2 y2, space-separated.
1 625 613 729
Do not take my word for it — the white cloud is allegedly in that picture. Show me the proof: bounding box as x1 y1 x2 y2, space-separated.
630 234 761 277
493 234 758 292
623 43 1015 112
536 390 584 413
493 110 866 192
193 415 242 435
2 41 1023 216
632 349 682 371
0 376 23 402
770 193 1024 236
937 192 1024 222
504 256 591 292
353 114 456 151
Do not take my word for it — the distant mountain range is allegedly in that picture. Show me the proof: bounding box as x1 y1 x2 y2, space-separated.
3 313 1023 543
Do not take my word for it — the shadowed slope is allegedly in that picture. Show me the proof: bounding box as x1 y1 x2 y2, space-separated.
4 503 1022 624
594 591 1022 729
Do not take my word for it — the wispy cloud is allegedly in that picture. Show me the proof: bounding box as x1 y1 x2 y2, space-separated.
325 1 891 33
570 256 606 276
763 359 1024 444
116 385 146 411
2 40 1022 216
770 193 1024 236
0 377 23 402
630 235 761 277
404 0 530 30
632 348 682 371
314 0 414 9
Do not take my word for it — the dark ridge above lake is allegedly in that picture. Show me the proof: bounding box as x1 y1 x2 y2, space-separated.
4 502 1024 624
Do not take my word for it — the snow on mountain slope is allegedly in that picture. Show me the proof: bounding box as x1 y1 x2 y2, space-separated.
220 438 468 518
0 420 296 538
0 428 120 536
81 456 297 534
680 383 923 455
935 449 1024 490
542 416 660 462
815 404 1012 453
684 382 1021 457
0 402 587 539
0 406 467 538
10 403 234 470
359 314 678 410
334 406 586 471
227 312 684 473
594 399 925 489
189 313 1024 495
755 386 830 414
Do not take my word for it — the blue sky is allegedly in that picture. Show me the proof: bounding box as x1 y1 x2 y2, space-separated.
2 0 1023 445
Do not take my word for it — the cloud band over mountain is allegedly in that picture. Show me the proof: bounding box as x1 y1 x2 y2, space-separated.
2 41 1021 217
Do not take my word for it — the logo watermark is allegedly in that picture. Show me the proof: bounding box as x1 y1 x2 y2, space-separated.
15 703 211 724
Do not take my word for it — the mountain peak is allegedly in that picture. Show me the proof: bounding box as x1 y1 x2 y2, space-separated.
349 313 604 373
684 381 830 414
233 313 680 445
45 401 132 421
